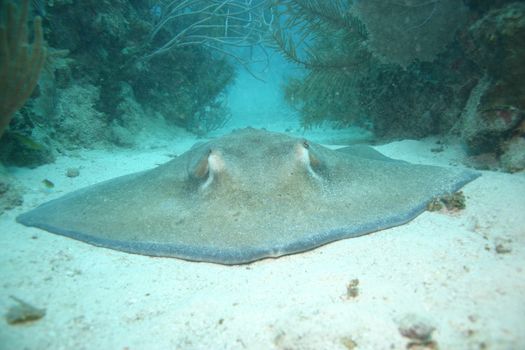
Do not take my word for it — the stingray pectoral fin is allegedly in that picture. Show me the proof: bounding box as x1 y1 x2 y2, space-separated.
336 145 404 163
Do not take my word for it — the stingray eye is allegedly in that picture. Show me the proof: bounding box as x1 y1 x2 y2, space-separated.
294 141 323 181
193 149 226 190
193 149 212 179
303 140 310 149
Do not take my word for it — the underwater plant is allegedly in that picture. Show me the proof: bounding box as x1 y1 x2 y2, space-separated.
272 0 372 128
0 0 46 138
272 0 475 138
28 0 238 141
144 0 273 77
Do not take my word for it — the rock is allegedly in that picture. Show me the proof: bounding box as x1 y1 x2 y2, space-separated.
397 314 435 342
461 3 525 165
66 167 80 178
466 3 525 115
463 152 500 171
110 123 136 147
465 106 523 156
500 136 525 173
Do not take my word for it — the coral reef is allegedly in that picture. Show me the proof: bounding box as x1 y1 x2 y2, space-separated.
276 1 479 139
458 2 525 171
51 83 108 148
427 191 466 212
276 0 524 172
1 0 237 165
40 0 236 133
355 0 468 67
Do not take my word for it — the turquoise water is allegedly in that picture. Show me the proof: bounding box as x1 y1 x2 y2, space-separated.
1 1 524 349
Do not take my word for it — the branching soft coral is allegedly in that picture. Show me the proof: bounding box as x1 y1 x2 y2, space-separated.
0 0 46 137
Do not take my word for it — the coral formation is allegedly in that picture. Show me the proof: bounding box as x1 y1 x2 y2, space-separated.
276 0 479 139
276 0 524 172
0 0 237 165
459 2 525 171
355 0 468 67
1 0 523 174
427 191 466 212
44 0 236 133
443 2 525 172
52 84 108 148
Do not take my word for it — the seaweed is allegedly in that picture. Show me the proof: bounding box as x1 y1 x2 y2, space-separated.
1 0 240 155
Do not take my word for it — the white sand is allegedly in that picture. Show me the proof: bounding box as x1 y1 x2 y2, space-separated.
0 128 524 350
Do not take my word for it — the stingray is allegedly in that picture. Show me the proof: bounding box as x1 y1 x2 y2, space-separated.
17 128 480 264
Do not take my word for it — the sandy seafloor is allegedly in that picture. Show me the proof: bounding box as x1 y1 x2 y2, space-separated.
1 62 525 349
0 122 524 350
